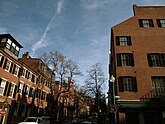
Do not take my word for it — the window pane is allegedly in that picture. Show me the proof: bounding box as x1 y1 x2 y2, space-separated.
160 19 165 27
7 39 12 44
9 83 15 97
0 79 6 95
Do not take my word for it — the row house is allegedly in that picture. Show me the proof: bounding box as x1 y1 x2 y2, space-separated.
0 34 55 124
109 5 165 124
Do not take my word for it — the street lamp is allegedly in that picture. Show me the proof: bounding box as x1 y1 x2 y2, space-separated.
110 75 117 124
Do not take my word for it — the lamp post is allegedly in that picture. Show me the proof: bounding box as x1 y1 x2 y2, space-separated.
110 75 117 124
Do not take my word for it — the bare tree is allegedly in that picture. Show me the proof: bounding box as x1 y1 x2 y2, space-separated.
84 63 105 98
39 51 82 122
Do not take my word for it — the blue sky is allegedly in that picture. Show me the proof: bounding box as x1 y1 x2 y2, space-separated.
0 0 165 93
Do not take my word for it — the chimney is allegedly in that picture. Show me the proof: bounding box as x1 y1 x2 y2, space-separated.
22 52 31 58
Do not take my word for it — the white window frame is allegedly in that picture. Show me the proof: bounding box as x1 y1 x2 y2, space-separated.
0 78 7 95
18 82 24 95
14 65 20 76
25 85 30 97
4 59 12 72
22 68 27 77
8 82 16 98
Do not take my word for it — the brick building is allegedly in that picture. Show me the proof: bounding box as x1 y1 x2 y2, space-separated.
109 5 165 124
0 34 54 123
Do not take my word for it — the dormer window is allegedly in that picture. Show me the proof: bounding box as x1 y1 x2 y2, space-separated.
5 39 20 56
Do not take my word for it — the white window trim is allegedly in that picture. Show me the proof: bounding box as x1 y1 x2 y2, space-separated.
8 82 16 98
22 67 27 77
5 58 12 72
18 81 24 95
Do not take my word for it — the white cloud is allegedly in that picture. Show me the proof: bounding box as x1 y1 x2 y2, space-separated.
81 0 109 10
31 0 64 56
57 0 64 15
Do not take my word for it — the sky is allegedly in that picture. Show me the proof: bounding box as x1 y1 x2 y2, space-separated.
0 0 165 94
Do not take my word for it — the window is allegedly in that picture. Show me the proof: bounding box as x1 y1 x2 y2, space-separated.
116 36 132 46
157 19 165 27
151 76 165 95
8 83 16 98
6 39 12 49
118 77 137 92
117 53 134 66
3 58 11 71
29 88 35 98
22 68 26 77
13 65 19 76
147 53 165 67
5 39 20 56
25 85 30 96
18 82 24 94
0 79 7 95
28 72 32 81
139 19 154 27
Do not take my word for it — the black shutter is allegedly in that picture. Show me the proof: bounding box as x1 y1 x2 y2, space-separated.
147 54 153 67
149 19 154 27
0 56 4 67
13 85 17 98
0 78 2 85
139 19 143 27
3 81 9 96
131 53 135 67
117 53 122 66
128 36 132 46
118 77 124 92
132 77 138 92
160 54 165 67
116 36 120 46
7 83 11 96
17 82 20 93
3 58 7 69
10 63 14 73
18 68 22 77
157 19 161 27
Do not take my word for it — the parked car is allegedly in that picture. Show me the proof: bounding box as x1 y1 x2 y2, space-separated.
41 116 50 124
18 117 44 124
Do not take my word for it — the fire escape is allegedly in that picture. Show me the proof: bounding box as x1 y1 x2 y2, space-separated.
140 89 165 102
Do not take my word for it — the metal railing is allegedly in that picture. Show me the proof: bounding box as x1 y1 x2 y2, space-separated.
140 89 165 101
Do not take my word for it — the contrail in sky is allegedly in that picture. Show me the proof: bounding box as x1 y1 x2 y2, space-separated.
31 0 64 56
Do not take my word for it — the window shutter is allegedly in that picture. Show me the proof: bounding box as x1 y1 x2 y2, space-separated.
3 81 9 96
116 36 120 46
10 63 13 73
139 19 143 27
0 56 4 67
118 77 124 92
117 53 122 66
3 58 7 69
7 83 11 96
0 78 2 85
13 85 17 98
157 19 161 27
128 36 132 46
131 53 135 67
132 77 138 92
147 54 153 67
149 19 154 27
18 68 22 77
17 82 20 93
160 54 165 67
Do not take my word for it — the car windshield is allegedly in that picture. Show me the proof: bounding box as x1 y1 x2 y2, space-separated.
24 118 37 122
